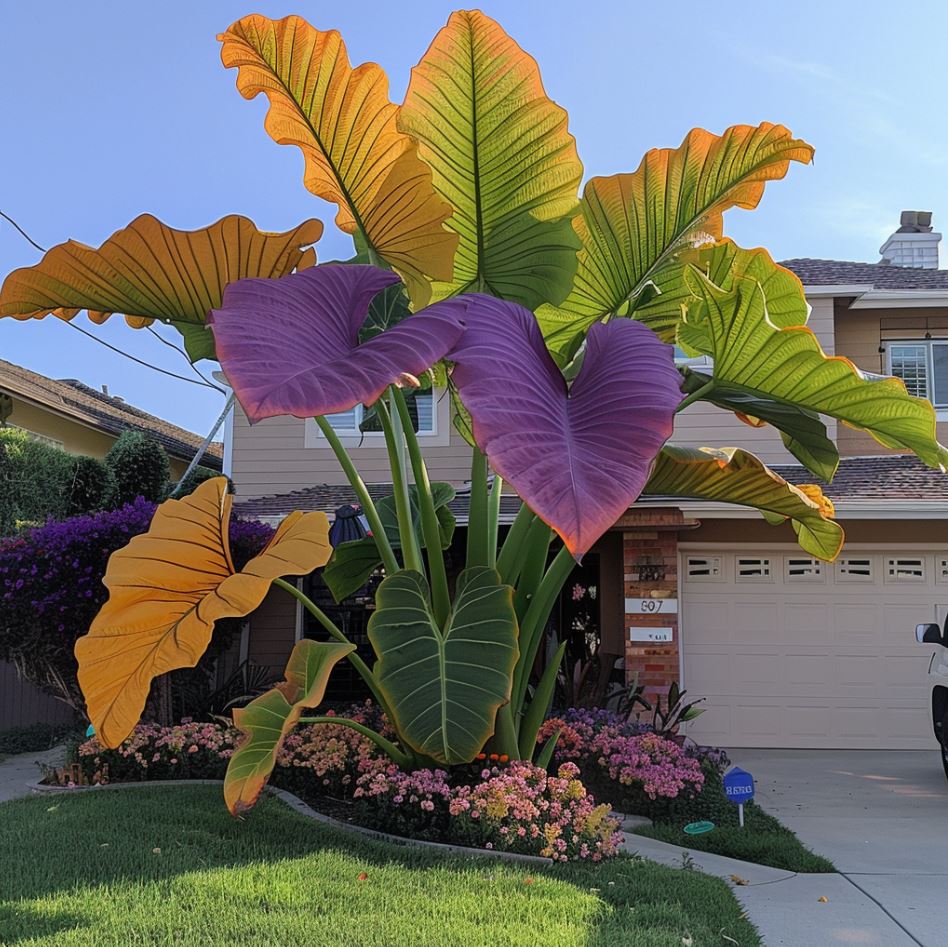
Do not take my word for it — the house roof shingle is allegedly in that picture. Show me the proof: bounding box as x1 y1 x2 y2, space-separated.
0 359 223 467
781 258 948 291
234 455 948 522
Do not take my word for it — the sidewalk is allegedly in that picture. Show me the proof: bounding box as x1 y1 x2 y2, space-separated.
622 834 920 946
0 746 65 804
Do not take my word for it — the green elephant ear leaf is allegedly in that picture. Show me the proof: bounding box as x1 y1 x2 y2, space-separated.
681 369 840 482
681 269 948 470
633 240 810 345
224 639 354 815
322 484 456 603
536 123 813 364
644 445 844 560
368 567 518 765
399 9 583 309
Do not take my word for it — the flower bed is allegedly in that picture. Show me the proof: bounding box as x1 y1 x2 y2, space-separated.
62 703 622 863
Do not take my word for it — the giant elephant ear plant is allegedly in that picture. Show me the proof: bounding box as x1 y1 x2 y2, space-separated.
3 10 946 815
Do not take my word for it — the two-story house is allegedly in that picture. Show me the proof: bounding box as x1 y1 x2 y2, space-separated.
231 211 948 751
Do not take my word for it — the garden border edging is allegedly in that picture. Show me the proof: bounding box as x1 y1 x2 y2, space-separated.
23 778 554 866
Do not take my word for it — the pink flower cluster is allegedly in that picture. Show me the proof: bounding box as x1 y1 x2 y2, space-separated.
537 717 704 800
355 758 621 862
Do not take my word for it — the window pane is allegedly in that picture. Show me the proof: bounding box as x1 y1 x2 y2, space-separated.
414 390 434 433
323 406 359 433
932 344 948 407
889 344 928 399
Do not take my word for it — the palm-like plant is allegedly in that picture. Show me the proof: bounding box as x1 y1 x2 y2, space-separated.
2 10 945 815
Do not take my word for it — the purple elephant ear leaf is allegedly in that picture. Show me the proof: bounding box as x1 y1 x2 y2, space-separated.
208 264 466 422
450 297 682 557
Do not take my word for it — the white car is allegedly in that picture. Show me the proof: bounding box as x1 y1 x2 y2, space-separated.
916 622 948 780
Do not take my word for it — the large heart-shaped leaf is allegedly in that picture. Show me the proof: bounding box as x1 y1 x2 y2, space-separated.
633 240 810 346
681 269 948 470
536 124 813 363
450 295 682 558
75 478 332 748
644 445 844 560
224 639 354 815
681 370 839 481
0 215 322 362
399 9 583 309
322 483 456 602
368 568 518 765
208 265 466 422
220 15 456 307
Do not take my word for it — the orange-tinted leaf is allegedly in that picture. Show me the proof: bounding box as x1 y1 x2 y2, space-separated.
224 639 354 815
220 14 456 307
0 215 322 361
75 478 331 748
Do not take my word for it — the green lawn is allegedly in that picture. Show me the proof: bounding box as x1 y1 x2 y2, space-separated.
0 785 759 946
631 803 835 873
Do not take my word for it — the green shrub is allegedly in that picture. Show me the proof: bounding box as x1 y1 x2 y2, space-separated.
105 431 171 505
0 429 73 534
0 722 79 756
169 464 230 499
65 455 117 516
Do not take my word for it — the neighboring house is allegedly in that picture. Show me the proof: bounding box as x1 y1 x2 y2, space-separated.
231 210 948 751
0 359 223 732
0 358 223 478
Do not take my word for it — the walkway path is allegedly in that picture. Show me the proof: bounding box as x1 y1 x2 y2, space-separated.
0 746 64 803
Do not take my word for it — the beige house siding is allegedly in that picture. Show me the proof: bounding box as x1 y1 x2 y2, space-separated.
834 302 948 456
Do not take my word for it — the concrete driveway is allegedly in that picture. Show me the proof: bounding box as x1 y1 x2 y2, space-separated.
730 747 948 946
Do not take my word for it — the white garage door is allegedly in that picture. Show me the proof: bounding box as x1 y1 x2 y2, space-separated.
680 547 942 749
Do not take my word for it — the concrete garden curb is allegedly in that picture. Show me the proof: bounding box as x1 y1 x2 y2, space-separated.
23 778 553 866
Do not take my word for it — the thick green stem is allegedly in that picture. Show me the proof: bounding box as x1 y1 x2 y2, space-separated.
376 396 424 575
391 386 450 627
676 379 716 413
493 704 520 759
513 518 553 620
486 475 504 568
314 416 399 576
273 577 393 722
298 715 412 769
466 448 490 568
512 546 577 716
496 503 536 585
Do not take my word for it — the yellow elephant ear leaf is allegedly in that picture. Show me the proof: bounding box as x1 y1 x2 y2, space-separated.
75 478 332 749
224 639 354 815
0 214 322 362
219 14 456 307
399 9 583 309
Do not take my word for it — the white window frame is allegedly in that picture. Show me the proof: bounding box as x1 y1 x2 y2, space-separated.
685 555 723 581
884 557 926 584
886 339 948 408
735 557 773 582
835 557 874 582
304 388 450 448
784 556 825 582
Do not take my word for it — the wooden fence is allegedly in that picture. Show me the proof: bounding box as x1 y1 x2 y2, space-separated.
0 661 77 731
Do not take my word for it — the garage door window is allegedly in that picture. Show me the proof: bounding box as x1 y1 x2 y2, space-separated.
785 557 824 581
736 557 772 581
885 557 925 582
835 557 873 581
939 559 948 582
685 556 723 581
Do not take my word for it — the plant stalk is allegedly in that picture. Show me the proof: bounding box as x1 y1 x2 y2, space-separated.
466 448 490 568
495 503 536 585
676 379 716 413
298 715 412 769
486 475 504 568
376 394 424 575
314 416 399 576
391 386 451 627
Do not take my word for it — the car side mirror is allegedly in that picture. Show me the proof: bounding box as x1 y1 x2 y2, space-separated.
916 623 944 645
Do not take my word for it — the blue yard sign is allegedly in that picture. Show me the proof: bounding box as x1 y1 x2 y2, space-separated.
722 767 755 828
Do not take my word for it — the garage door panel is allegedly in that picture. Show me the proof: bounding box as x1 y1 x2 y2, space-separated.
682 546 938 749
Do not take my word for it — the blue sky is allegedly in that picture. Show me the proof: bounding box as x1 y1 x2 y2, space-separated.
3 0 947 434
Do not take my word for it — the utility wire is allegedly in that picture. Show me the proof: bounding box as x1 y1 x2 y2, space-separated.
1 208 224 393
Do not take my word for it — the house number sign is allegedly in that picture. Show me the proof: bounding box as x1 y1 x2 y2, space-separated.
625 597 678 614
629 626 674 643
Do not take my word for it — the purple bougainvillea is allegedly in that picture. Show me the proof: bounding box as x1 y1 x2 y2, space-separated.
0 499 274 710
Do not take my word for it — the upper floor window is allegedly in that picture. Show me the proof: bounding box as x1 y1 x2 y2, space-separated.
887 341 948 407
321 389 436 436
673 346 713 371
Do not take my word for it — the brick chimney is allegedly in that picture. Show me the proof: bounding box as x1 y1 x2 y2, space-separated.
879 211 941 268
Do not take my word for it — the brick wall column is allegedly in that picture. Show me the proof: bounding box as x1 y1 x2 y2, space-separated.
618 507 685 702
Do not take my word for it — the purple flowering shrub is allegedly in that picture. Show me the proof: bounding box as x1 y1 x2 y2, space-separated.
537 707 727 820
0 499 273 713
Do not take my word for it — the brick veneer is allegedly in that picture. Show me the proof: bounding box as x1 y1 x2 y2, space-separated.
618 507 687 701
